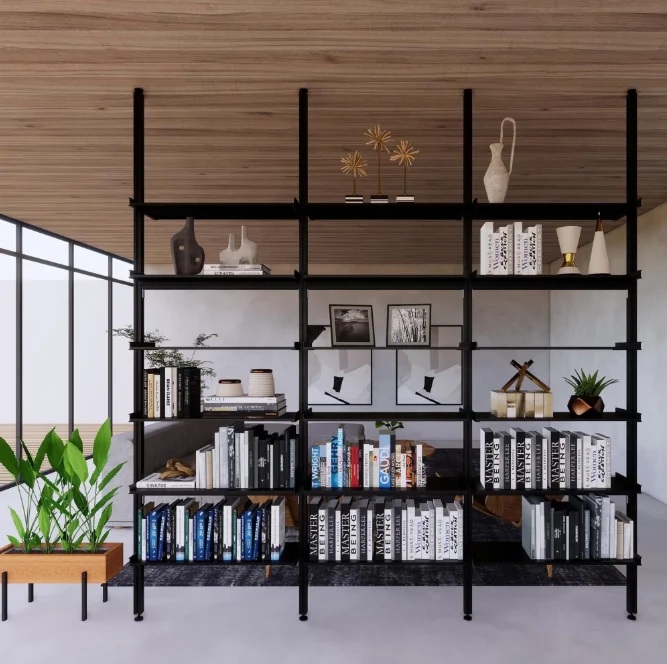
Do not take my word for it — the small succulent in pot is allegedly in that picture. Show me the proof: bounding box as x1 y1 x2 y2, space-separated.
564 369 619 416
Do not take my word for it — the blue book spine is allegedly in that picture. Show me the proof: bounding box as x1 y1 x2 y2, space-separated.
311 446 321 488
204 509 214 561
252 509 262 560
196 510 206 561
241 511 245 561
245 508 255 561
379 433 392 489
157 511 166 561
331 435 339 489
337 427 345 489
149 510 159 561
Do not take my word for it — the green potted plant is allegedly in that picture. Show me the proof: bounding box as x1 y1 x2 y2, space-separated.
0 420 124 587
564 369 619 416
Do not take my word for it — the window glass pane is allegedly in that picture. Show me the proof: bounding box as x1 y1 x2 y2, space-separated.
113 257 132 282
22 228 69 265
74 245 108 276
74 274 108 447
112 282 134 434
0 218 16 251
0 255 16 485
22 260 69 464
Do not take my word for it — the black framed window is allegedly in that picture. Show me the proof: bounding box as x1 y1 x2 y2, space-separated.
0 214 133 488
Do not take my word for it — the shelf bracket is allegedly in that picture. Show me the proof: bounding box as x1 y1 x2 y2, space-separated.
614 342 642 351
458 341 477 351
130 341 156 349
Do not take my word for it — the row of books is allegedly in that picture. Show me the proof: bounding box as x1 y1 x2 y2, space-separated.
203 393 287 416
138 497 286 562
203 263 271 276
521 495 634 561
480 427 612 491
142 367 201 419
480 222 543 275
311 429 427 489
307 496 463 562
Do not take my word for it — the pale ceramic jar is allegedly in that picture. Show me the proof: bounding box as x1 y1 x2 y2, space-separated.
218 226 258 265
483 117 516 204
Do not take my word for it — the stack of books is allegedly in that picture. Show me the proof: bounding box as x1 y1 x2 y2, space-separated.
203 263 271 276
521 495 634 561
203 393 287 417
307 496 463 562
311 427 426 490
143 367 201 419
138 496 286 562
480 222 543 275
479 427 612 491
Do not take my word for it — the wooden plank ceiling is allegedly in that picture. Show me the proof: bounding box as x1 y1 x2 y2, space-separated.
1 0 667 267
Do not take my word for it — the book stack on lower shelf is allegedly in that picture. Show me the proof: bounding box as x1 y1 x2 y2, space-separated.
203 263 271 276
311 426 426 489
307 496 463 562
143 367 202 418
203 393 287 416
521 495 634 561
138 497 286 562
480 427 612 491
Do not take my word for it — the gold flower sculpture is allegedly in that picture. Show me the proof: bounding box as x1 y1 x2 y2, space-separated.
340 150 368 195
364 125 393 195
390 140 420 195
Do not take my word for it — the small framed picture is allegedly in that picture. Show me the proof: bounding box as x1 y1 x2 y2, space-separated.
386 304 431 347
329 305 375 347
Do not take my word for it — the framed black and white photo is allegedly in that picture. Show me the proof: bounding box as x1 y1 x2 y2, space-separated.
329 305 375 347
386 304 431 347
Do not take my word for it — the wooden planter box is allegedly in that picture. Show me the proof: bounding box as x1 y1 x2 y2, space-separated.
0 543 123 584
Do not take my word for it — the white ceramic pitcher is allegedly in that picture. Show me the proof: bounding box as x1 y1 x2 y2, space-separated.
483 117 516 203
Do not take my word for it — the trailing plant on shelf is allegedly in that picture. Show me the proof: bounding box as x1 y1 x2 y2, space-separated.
564 369 619 417
112 326 217 394
375 420 404 433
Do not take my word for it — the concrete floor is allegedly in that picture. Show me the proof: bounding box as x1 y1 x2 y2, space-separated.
1 488 665 664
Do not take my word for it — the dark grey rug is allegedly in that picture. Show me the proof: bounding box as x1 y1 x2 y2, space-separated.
109 450 626 588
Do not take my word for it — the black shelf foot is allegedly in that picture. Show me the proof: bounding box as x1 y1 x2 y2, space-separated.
464 614 472 622
28 583 34 603
102 583 108 603
81 572 87 622
627 613 637 621
299 615 308 622
134 614 144 622
2 571 7 621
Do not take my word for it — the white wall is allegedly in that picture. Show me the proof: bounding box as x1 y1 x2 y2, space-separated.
549 204 667 502
145 267 551 443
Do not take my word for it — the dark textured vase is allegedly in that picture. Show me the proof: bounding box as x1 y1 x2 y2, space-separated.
567 395 605 417
170 217 204 275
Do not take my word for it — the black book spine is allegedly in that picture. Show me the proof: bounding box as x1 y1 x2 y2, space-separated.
341 502 351 561
191 368 202 417
502 435 511 489
515 432 525 490
182 369 191 418
265 500 272 561
569 511 577 561
393 501 402 561
568 433 577 489
159 367 166 419
359 502 367 561
584 507 591 560
253 436 259 489
545 507 552 561
327 503 336 561
484 430 494 489
248 436 255 491
175 368 182 418
374 501 384 561
143 370 148 417
308 500 318 561
259 437 267 489
164 505 172 560
535 436 543 489
553 509 561 560
279 437 286 489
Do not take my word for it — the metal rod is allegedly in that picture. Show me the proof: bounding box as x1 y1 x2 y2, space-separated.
15 224 22 463
102 583 108 603
462 88 474 620
626 89 639 619
2 572 7 621
68 243 74 437
108 256 113 435
81 572 87 622
28 583 33 603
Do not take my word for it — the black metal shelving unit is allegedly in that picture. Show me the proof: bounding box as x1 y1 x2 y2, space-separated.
129 87 641 623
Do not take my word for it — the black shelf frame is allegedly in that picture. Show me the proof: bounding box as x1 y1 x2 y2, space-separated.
130 87 640 623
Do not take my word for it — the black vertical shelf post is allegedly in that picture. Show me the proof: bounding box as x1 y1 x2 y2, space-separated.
462 88 474 621
625 89 638 621
298 87 309 622
132 86 146 623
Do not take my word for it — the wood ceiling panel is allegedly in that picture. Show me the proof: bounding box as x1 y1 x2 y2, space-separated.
0 1 666 267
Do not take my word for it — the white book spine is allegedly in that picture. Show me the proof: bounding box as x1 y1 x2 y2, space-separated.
558 436 567 487
141 515 147 561
535 225 543 274
492 232 501 274
576 435 583 490
350 507 358 561
189 517 195 562
582 435 592 488
492 435 501 489
416 444 424 488
335 508 342 561
415 514 422 560
513 222 523 275
384 507 393 560
363 443 371 488
506 222 514 274
609 501 616 559
591 443 598 488
495 227 510 275
596 435 609 488
164 371 172 418
525 435 532 490
213 433 220 489
367 503 374 560
601 498 610 559
407 503 416 561
480 221 494 275
521 232 530 275
318 506 327 561
531 501 536 559
449 506 459 560
443 512 451 559
510 438 517 490
372 448 380 488
623 521 632 559
326 441 332 488
420 506 429 560
435 501 444 561
401 505 408 559
541 438 548 490
154 374 161 418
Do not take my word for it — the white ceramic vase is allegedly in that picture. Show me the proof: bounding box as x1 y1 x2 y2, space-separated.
588 219 611 275
218 233 237 264
483 118 516 203
218 226 258 265
556 226 582 275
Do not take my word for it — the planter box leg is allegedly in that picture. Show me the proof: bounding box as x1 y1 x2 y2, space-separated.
28 583 34 603
102 583 108 603
2 572 6 621
81 572 87 622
